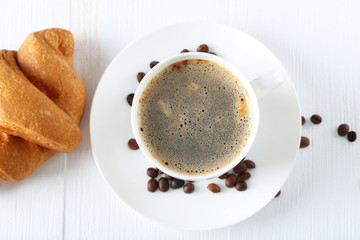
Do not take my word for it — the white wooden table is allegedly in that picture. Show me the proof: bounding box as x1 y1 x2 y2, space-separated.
1 0 359 239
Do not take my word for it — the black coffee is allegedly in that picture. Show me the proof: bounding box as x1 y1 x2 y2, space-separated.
137 59 253 175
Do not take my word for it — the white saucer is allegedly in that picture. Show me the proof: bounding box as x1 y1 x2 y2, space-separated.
90 22 301 230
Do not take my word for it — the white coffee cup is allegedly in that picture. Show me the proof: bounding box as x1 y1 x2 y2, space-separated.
131 52 283 181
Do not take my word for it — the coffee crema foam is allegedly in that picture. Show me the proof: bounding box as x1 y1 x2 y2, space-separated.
137 59 253 175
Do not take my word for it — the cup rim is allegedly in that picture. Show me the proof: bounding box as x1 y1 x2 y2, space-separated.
131 52 259 181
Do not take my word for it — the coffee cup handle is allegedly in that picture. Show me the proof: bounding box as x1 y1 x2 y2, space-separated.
250 71 283 99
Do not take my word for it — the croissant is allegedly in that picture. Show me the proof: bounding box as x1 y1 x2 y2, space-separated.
18 28 86 123
0 50 81 153
0 28 86 182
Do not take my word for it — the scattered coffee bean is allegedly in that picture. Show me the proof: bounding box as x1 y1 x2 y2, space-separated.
128 138 139 150
208 52 217 55
301 116 306 125
237 172 251 182
146 168 158 178
197 44 209 52
337 124 350 136
218 172 228 179
243 160 256 169
181 49 189 53
275 190 281 198
170 179 185 189
158 177 169 192
156 168 163 174
147 179 158 192
150 61 159 68
310 114 322 124
207 183 221 193
300 136 310 148
347 131 357 142
233 162 247 174
137 72 146 83
235 181 247 191
183 183 195 194
126 93 134 106
165 174 174 180
225 174 237 188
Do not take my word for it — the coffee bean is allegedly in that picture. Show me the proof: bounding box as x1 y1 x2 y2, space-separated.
181 49 189 53
165 174 174 180
183 183 195 194
158 177 169 192
237 172 251 182
347 131 357 142
146 168 158 178
337 124 350 136
207 183 221 193
235 181 247 191
310 114 322 124
300 136 310 148
197 44 209 53
243 160 256 169
218 172 228 179
301 116 306 125
208 52 217 55
137 72 146 83
128 138 139 150
147 179 158 192
170 179 185 189
233 162 247 174
150 61 159 68
156 168 164 174
275 190 281 198
126 93 134 106
225 174 237 188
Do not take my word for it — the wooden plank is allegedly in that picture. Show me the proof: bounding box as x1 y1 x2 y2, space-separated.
230 0 360 239
0 0 70 239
